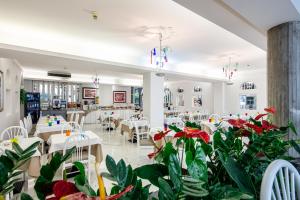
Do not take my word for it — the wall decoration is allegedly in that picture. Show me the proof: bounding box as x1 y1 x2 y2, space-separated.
192 96 203 107
240 94 256 110
0 70 3 111
240 82 256 90
194 86 202 93
113 91 127 103
82 87 96 99
164 88 172 107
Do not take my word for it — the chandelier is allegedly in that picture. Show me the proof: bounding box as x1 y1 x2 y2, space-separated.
150 32 171 77
92 73 101 89
222 57 239 81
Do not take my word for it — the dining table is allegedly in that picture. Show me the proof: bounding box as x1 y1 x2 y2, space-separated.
0 137 43 177
34 115 69 141
47 130 103 163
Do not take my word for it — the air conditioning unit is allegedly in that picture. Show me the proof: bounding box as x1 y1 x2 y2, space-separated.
47 71 71 79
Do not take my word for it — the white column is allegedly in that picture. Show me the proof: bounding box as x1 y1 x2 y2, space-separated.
143 72 164 128
213 82 225 114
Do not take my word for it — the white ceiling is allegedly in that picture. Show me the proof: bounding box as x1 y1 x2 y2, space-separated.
0 0 266 81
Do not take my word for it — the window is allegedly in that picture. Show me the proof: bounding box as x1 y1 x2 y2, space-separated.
32 81 81 103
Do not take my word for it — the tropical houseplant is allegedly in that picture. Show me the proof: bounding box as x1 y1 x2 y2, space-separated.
102 107 300 199
0 140 40 199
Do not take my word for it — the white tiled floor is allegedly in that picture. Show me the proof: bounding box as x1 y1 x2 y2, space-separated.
27 123 155 198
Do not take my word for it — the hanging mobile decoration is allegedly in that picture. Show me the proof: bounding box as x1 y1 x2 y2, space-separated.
222 57 238 81
150 33 170 70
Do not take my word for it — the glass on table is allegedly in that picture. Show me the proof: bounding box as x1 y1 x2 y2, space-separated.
66 129 71 136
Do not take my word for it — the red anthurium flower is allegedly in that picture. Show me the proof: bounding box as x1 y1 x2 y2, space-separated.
174 131 186 138
187 131 210 143
53 181 78 199
242 130 251 137
147 146 163 159
264 107 276 114
245 123 263 134
254 113 268 120
153 130 171 141
262 120 278 131
228 119 247 128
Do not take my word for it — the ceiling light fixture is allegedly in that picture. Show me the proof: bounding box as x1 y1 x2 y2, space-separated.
222 57 238 82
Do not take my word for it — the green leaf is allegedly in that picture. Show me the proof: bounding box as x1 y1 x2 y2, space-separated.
218 151 256 195
186 146 208 182
106 155 118 177
124 165 133 187
182 176 208 198
5 149 20 161
158 178 175 200
169 125 182 133
21 141 40 155
288 121 297 135
117 159 128 187
290 140 300 155
135 164 169 186
21 193 34 200
12 142 24 155
0 162 8 185
40 164 55 181
0 155 14 172
74 175 97 197
168 154 182 192
101 172 116 182
74 161 86 178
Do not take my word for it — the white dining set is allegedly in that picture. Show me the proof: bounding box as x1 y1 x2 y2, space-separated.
0 113 103 186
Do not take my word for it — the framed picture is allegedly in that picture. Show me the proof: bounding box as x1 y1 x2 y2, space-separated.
113 91 126 103
82 87 96 99
0 70 3 112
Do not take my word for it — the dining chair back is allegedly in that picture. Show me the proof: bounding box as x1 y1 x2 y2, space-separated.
134 120 153 149
80 116 85 131
69 112 75 122
19 120 25 129
61 121 81 135
74 113 80 124
62 134 91 182
261 159 300 200
1 126 28 141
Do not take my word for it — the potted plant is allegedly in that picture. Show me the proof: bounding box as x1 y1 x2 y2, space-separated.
101 107 300 199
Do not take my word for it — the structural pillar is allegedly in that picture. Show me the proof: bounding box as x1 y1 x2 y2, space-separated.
268 21 300 156
143 72 164 128
213 82 225 114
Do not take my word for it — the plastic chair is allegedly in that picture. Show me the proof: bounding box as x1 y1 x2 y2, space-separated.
62 134 91 182
261 159 300 200
134 120 153 149
80 116 85 131
61 122 81 135
69 112 75 122
20 120 25 129
74 113 80 124
1 126 28 141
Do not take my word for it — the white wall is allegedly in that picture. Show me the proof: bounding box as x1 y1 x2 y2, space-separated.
165 81 214 113
0 58 22 132
224 68 267 115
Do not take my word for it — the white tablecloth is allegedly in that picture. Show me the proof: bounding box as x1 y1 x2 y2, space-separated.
47 131 102 154
35 116 68 135
121 119 148 129
164 117 183 125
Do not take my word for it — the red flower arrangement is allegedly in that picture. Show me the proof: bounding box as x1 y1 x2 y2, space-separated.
153 130 171 141
227 107 278 136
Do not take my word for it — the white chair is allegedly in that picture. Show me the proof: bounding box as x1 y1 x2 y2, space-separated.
61 122 81 135
74 113 80 124
23 117 30 133
134 121 153 149
1 126 28 141
62 134 91 182
19 120 25 129
80 116 85 131
69 112 75 122
261 159 300 200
